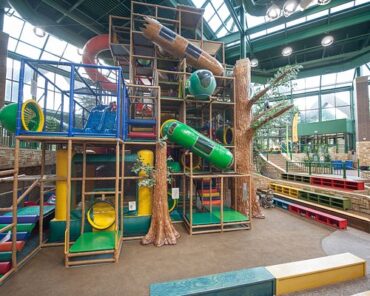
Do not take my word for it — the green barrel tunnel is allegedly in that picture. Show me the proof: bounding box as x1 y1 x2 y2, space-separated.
161 119 234 170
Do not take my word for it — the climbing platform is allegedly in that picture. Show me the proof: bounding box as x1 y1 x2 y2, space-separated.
185 207 248 226
69 231 116 253
65 230 122 267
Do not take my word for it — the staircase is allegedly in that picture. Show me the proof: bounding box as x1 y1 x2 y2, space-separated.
266 153 288 171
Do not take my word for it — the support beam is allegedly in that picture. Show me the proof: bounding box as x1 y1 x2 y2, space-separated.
239 3 247 59
0 30 8 108
226 4 370 58
56 0 86 23
41 0 105 34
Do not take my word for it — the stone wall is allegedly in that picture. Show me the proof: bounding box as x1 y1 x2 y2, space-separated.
357 141 370 167
0 147 56 170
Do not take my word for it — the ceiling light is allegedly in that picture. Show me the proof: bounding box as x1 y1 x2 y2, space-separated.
321 35 334 47
282 46 293 56
283 0 298 16
33 27 46 38
317 0 331 5
266 4 281 20
251 58 259 68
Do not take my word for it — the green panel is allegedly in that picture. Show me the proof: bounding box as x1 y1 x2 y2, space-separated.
298 119 354 136
69 231 117 253
123 215 151 237
0 223 35 233
0 252 11 262
48 218 92 243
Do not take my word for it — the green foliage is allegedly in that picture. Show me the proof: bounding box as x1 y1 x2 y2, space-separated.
131 154 172 188
253 65 301 146
45 116 60 132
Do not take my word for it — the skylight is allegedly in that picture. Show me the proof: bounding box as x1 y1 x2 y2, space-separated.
190 0 236 38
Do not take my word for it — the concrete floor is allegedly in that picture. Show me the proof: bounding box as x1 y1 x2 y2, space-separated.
1 209 369 296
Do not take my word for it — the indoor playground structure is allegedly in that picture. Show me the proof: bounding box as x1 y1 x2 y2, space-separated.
1 1 369 295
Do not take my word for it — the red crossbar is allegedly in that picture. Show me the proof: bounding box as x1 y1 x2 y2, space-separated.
128 132 156 139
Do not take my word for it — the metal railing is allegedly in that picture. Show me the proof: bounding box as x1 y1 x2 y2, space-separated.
285 160 360 178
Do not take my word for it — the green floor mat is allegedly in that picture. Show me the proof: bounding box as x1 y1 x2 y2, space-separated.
0 223 36 233
213 210 248 222
186 207 248 225
2 206 55 217
69 231 117 253
185 212 220 225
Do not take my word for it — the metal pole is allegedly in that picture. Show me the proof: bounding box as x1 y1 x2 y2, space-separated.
68 66 75 136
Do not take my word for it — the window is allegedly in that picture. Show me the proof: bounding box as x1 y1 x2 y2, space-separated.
194 136 214 155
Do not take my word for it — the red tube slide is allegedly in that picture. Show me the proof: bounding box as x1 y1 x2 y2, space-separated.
82 34 116 92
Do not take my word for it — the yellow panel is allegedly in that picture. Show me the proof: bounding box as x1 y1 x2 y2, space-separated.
137 150 154 216
266 253 366 295
55 150 68 221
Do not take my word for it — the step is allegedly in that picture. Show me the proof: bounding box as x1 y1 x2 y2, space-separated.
0 206 55 224
0 241 25 252
266 253 366 295
150 267 275 296
0 252 11 262
0 223 36 233
69 231 117 253
0 262 11 274
0 232 29 241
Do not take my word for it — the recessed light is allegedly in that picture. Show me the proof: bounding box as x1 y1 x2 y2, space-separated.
251 58 259 68
266 4 281 20
283 0 298 16
282 46 293 56
317 0 331 5
321 35 334 47
33 27 46 38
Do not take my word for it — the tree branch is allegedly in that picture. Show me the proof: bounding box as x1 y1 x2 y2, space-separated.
252 101 288 122
248 68 294 108
250 104 294 131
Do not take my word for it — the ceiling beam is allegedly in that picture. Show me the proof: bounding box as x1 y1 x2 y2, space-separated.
226 4 370 58
56 0 86 23
217 0 356 44
224 0 243 33
41 0 106 34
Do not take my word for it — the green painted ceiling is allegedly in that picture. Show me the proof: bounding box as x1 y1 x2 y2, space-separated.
6 0 370 81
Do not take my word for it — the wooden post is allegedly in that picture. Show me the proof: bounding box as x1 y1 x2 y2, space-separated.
11 139 19 270
39 143 46 245
65 139 72 267
81 143 86 235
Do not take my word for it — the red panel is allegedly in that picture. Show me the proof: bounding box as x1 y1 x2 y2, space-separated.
0 241 25 252
0 262 11 274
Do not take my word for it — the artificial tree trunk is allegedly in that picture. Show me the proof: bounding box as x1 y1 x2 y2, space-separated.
234 59 263 217
234 59 294 218
142 142 180 246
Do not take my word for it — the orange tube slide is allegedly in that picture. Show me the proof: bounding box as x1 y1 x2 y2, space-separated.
82 34 116 92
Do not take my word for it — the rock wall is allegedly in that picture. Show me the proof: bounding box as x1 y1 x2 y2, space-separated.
0 147 56 170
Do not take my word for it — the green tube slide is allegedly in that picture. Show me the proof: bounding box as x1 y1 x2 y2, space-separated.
161 119 234 170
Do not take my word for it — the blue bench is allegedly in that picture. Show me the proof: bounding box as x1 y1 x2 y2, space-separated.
150 267 275 296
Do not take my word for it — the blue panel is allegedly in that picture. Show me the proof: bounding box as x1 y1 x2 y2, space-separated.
150 267 275 296
0 232 29 240
127 119 156 126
